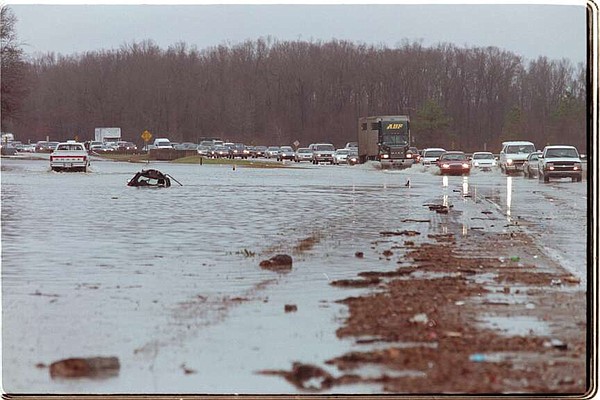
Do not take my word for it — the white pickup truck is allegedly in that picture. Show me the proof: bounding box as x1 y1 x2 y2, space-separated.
538 145 582 183
50 141 90 172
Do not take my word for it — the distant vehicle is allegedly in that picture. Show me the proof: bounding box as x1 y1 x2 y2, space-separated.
538 145 582 183
357 115 413 169
347 149 359 165
1 132 15 143
50 141 90 172
294 148 313 162
523 151 542 178
407 147 421 163
499 141 536 174
117 141 138 152
213 145 230 158
252 146 268 158
265 146 280 159
36 141 59 153
153 138 173 149
196 145 212 156
421 148 446 166
345 142 358 149
174 142 197 151
437 151 471 175
311 143 335 164
229 143 250 159
333 149 351 165
95 127 121 143
277 146 295 161
471 151 497 171
16 143 35 153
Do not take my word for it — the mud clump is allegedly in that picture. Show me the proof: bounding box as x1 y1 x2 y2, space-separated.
380 230 421 237
330 277 381 288
259 254 293 272
355 251 364 258
284 304 298 313
259 362 334 391
49 357 120 379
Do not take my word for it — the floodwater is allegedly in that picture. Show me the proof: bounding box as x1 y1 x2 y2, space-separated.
1 158 587 394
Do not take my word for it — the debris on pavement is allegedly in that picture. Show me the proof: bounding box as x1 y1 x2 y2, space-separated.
259 254 293 272
380 230 421 237
49 357 120 379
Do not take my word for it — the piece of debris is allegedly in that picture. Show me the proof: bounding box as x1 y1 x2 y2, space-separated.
404 240 415 246
544 339 568 350
408 313 429 324
49 357 120 379
380 230 421 237
354 251 364 258
427 204 453 211
563 276 581 284
382 250 393 257
444 331 463 338
259 362 334 391
127 169 181 187
330 277 381 288
259 254 293 272
181 363 197 374
284 304 298 313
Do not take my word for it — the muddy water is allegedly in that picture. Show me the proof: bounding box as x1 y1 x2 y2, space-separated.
1 159 587 393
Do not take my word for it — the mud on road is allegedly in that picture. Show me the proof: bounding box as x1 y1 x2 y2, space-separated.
262 204 588 394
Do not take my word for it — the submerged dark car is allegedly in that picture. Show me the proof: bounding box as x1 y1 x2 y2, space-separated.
127 169 171 187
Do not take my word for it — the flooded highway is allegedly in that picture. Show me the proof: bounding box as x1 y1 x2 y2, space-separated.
1 158 588 394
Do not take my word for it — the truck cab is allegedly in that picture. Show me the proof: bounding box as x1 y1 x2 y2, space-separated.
358 115 413 168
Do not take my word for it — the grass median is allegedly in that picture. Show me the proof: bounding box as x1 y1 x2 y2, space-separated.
96 153 294 168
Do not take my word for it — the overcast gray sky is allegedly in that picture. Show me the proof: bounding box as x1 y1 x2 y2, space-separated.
9 3 587 65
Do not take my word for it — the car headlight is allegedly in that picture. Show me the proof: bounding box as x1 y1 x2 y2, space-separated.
381 154 389 159
574 163 581 170
442 163 450 168
462 163 470 168
507 159 513 165
473 161 479 166
407 153 412 158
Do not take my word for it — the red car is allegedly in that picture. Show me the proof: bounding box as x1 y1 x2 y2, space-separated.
436 151 471 175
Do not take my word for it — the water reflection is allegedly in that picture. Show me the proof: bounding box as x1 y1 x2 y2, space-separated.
442 176 449 187
462 177 469 198
506 176 513 219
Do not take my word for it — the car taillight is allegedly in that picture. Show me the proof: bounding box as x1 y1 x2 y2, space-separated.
82 156 87 161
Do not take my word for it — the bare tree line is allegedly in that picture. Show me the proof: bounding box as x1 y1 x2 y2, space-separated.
8 37 587 151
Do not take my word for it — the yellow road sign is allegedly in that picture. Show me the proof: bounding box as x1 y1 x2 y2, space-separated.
141 130 153 142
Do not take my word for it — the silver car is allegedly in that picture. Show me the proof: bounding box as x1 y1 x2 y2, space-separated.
294 148 313 162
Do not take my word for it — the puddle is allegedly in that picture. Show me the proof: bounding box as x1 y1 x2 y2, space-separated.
478 315 551 337
346 364 427 379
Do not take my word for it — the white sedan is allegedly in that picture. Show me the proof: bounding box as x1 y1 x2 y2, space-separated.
471 151 497 170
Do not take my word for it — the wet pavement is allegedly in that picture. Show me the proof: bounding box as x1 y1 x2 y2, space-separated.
1 158 588 393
